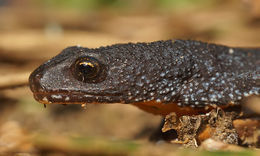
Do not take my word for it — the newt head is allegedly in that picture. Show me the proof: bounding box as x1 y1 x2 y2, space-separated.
29 40 191 108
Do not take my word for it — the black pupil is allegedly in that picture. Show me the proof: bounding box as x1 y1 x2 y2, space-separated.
78 61 97 78
74 56 102 83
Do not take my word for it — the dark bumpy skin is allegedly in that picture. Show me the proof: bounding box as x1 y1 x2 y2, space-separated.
29 40 260 116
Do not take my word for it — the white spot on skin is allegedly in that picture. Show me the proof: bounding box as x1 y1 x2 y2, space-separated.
65 97 70 101
42 97 48 102
201 97 207 101
210 98 216 102
160 73 166 77
217 94 222 99
228 93 234 99
249 90 254 95
156 99 161 103
171 91 176 96
136 82 144 87
51 95 62 99
210 77 216 81
244 92 249 97
235 90 241 95
211 94 217 99
229 48 234 54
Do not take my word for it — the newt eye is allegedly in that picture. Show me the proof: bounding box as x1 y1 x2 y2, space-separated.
73 57 101 82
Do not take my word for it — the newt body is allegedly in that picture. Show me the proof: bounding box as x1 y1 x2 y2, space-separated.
29 40 259 116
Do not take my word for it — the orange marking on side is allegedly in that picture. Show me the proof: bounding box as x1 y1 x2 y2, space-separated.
132 101 239 116
132 101 207 116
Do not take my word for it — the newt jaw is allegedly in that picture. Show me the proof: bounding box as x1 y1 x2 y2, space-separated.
33 91 213 116
32 92 123 105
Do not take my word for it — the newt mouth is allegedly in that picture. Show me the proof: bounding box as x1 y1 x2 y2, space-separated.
33 92 123 104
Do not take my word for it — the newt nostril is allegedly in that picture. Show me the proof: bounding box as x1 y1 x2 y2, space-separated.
29 67 45 93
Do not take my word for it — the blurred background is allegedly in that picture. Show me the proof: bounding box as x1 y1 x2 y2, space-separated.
0 0 259 155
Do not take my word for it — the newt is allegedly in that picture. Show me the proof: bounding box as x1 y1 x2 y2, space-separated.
29 40 260 116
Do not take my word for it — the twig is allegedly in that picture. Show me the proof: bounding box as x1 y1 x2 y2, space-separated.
0 72 30 90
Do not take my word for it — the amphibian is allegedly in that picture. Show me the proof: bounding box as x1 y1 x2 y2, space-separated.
29 40 260 116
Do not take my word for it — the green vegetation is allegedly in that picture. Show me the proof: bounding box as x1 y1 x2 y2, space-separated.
34 0 217 11
180 149 255 156
200 150 254 156
37 0 128 10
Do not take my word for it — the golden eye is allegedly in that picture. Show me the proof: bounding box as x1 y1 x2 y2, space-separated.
74 57 101 82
